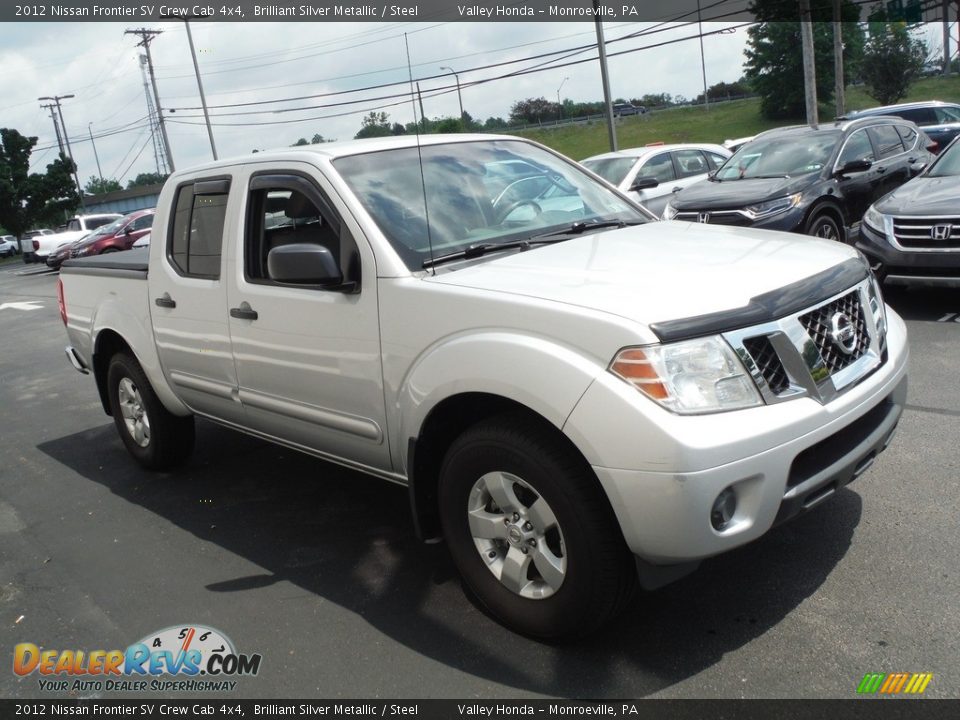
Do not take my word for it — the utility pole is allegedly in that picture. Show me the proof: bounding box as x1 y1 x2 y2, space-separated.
88 123 104 188
39 94 84 211
944 0 952 76
125 28 175 172
139 55 165 175
833 0 845 117
697 0 709 110
41 103 64 156
799 0 819 129
557 77 569 120
416 82 427 132
593 0 617 151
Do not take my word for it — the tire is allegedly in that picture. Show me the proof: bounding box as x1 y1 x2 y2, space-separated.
106 352 195 471
805 211 843 242
438 413 637 640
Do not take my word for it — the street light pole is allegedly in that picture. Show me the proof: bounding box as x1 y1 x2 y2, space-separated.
557 77 569 119
88 123 104 188
183 18 218 160
439 66 464 121
592 2 617 152
39 94 85 211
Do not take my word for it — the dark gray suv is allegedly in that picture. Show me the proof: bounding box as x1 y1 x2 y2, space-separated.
845 101 960 152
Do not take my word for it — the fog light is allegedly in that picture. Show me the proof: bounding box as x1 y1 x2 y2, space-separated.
711 487 737 531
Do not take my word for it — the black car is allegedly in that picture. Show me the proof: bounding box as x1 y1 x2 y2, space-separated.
845 101 960 152
663 117 935 242
859 136 960 287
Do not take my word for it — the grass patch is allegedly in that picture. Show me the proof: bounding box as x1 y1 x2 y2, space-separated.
511 76 960 161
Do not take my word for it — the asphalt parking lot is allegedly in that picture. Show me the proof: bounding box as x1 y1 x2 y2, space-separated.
0 258 957 700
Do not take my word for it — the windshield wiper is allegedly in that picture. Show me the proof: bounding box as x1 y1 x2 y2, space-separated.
422 237 569 269
744 174 790 179
530 219 642 240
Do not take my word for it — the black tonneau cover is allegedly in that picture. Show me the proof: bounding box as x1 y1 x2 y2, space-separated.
60 248 149 276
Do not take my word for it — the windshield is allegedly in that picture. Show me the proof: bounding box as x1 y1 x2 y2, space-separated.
581 157 637 186
84 218 125 239
715 132 840 180
926 138 960 177
334 139 646 270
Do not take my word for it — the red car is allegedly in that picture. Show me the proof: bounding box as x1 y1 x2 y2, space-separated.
63 209 155 265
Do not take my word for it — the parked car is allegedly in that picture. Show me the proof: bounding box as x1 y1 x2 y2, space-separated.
132 232 150 248
581 143 731 216
1 235 17 257
612 102 645 116
66 209 155 262
663 116 934 242
19 229 54 262
844 101 960 152
59 134 906 639
859 135 960 286
29 214 122 263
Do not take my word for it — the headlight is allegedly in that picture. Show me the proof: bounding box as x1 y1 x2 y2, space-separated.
743 193 803 220
662 202 678 220
610 336 762 414
867 272 888 341
862 204 891 240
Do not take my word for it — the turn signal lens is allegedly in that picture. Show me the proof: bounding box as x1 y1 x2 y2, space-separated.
610 349 669 400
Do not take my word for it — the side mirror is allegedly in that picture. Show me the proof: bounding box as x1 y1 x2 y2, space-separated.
124 226 133 236
630 176 659 191
909 161 927 175
836 159 872 175
267 243 342 287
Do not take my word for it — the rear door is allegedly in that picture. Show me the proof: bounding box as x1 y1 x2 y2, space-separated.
834 128 881 225
149 176 245 425
867 124 910 200
225 163 390 471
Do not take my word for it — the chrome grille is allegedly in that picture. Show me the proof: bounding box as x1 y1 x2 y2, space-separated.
675 211 751 227
742 336 789 395
892 216 960 250
798 291 869 374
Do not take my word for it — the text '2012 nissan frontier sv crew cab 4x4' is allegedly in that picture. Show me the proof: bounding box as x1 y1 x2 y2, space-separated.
58 135 908 639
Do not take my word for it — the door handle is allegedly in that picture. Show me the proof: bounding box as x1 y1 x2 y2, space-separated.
672 186 683 193
876 166 887 174
230 303 258 321
154 293 176 309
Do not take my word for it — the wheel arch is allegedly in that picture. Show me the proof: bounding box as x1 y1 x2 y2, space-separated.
805 199 847 241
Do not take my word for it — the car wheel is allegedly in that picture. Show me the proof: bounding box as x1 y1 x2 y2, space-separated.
438 412 637 639
107 353 195 471
806 212 843 242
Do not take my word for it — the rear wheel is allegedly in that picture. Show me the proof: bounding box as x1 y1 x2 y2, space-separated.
438 413 636 640
107 353 194 471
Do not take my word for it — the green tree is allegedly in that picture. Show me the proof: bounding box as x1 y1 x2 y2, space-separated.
860 21 926 105
84 175 122 194
126 172 168 189
0 128 79 249
291 133 331 146
354 112 393 139
509 97 558 125
744 0 864 119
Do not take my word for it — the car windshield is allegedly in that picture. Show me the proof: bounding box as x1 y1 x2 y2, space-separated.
85 218 125 239
926 138 960 177
581 157 637 186
715 132 840 180
334 139 646 270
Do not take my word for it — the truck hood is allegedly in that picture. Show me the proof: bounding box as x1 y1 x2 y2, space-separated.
875 175 960 216
671 174 814 210
424 221 859 329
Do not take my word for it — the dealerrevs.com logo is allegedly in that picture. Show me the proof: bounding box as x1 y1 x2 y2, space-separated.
13 624 262 693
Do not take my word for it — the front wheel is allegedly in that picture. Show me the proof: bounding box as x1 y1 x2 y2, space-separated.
107 353 195 471
438 413 636 640
805 212 843 242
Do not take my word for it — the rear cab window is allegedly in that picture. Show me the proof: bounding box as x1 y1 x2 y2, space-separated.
168 178 230 279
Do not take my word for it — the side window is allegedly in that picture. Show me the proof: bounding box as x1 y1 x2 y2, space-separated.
169 181 229 279
894 125 918 150
705 152 728 170
869 126 905 159
899 108 937 125
131 214 154 231
67 219 81 232
638 153 676 183
935 106 960 123
246 181 342 284
838 130 875 165
673 149 709 178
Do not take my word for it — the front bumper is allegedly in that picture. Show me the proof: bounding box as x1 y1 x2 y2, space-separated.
563 307 908 564
857 222 960 287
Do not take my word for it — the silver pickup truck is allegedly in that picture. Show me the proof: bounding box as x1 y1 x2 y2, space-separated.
58 134 908 639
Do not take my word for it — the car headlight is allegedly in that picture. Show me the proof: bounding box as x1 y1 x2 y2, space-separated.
610 336 762 414
662 202 678 220
862 204 892 240
743 193 803 220
867 272 888 341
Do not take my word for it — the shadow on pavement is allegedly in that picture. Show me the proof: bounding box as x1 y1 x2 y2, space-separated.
39 420 861 697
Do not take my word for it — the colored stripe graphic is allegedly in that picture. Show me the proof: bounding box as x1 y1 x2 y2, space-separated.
858 672 933 694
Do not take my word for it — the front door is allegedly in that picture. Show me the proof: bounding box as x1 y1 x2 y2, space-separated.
225 164 390 471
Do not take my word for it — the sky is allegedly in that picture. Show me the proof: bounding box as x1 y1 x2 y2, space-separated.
0 16 950 189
